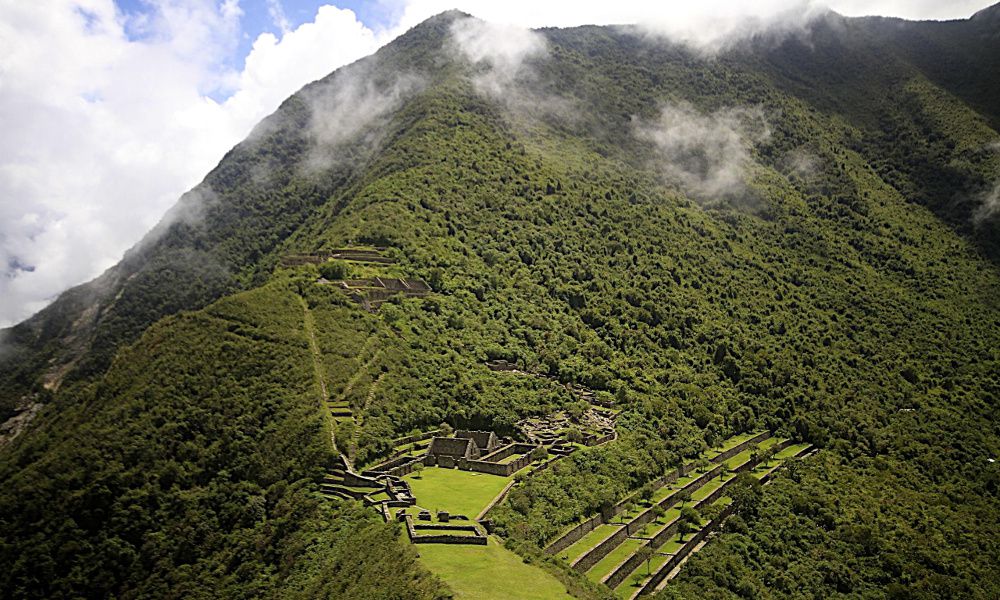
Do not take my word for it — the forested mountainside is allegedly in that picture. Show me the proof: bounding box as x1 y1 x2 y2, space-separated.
1 7 999 599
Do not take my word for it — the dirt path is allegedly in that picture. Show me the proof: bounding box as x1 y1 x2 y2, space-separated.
299 297 336 454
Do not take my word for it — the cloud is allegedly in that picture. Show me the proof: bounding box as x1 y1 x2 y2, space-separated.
634 103 770 204
300 65 425 174
265 0 291 34
972 141 1000 225
973 181 1000 224
448 16 580 129
449 18 547 98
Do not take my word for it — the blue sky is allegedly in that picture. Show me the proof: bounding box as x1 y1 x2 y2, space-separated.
115 0 391 75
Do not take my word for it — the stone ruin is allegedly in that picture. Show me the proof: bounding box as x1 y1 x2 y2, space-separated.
422 430 536 477
281 247 396 266
321 277 432 311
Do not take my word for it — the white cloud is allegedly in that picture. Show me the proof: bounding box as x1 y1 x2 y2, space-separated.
387 1 994 45
635 103 771 203
266 0 291 34
1 0 994 327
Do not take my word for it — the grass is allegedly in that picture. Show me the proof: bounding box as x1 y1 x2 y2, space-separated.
586 537 645 582
417 537 572 600
705 431 761 460
751 443 812 479
498 452 528 464
405 467 512 518
558 524 619 562
559 433 772 568
615 538 685 598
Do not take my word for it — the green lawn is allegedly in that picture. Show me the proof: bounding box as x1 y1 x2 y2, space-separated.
498 452 528 464
705 431 760 459
405 467 512 518
775 442 812 460
558 524 618 562
587 536 645 582
418 537 572 600
752 443 811 478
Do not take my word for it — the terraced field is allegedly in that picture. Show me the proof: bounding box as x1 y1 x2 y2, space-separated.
546 433 812 598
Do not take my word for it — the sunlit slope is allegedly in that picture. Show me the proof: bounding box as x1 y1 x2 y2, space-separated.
0 279 442 599
0 8 999 600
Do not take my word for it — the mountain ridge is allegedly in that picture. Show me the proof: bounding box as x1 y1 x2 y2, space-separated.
1 8 999 599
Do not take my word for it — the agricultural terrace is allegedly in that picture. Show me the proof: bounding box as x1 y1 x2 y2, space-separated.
619 445 814 598
543 432 811 599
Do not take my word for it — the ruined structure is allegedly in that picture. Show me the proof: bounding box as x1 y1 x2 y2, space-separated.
454 429 500 454
425 436 480 467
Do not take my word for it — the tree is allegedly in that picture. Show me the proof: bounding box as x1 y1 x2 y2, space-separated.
639 482 656 506
439 422 453 436
652 504 666 523
567 400 588 421
530 446 549 463
677 519 692 542
632 573 645 588
636 544 655 575
318 260 350 280
699 502 723 523
762 445 777 467
566 428 584 444
719 462 731 481
412 463 425 479
678 506 700 541
730 472 763 520
622 501 636 522
677 489 691 507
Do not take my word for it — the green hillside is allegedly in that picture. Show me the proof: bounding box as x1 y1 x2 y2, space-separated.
2 8 1000 599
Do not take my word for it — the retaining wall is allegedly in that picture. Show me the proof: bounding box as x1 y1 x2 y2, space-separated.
392 429 442 447
545 430 769 556
343 470 382 488
639 504 736 594
404 516 488 545
481 443 535 463
602 440 796 588
636 443 813 594
583 432 616 447
461 453 532 476
572 462 723 573
381 457 424 478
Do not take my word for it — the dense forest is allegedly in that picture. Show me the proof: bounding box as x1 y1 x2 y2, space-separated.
1 7 999 599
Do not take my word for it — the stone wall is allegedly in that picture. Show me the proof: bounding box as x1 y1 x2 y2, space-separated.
633 442 813 594
363 454 417 476
480 443 534 463
601 441 797 588
545 431 768 556
710 431 771 465
392 428 442 447
461 453 532 476
382 457 424 478
572 462 723 573
343 470 382 488
639 503 736 594
582 432 616 447
403 516 488 545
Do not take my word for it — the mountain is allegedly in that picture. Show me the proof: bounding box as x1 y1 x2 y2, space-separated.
1 8 999 599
